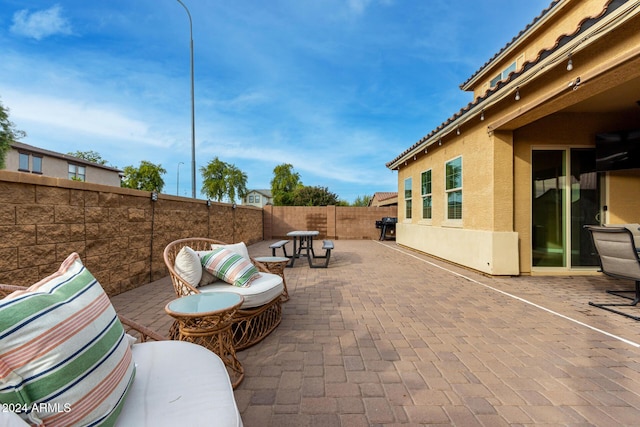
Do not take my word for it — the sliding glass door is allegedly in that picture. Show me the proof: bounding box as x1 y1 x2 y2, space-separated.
532 148 600 269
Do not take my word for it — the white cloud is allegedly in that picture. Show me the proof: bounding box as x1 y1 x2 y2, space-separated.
10 5 72 40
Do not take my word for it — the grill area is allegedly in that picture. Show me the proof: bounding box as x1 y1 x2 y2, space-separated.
375 217 397 241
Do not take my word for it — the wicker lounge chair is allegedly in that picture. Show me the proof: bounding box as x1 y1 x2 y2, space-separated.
163 237 283 350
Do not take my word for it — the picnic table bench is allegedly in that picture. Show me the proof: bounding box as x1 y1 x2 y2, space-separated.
270 240 290 257
308 240 333 268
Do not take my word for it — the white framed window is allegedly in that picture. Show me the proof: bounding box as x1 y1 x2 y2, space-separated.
421 169 432 220
68 164 86 181
255 195 261 204
404 177 412 219
445 157 462 220
249 195 254 203
489 55 522 88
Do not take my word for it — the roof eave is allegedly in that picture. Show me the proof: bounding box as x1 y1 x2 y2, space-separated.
460 0 565 92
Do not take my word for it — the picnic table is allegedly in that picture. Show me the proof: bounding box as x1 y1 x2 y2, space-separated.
286 230 319 267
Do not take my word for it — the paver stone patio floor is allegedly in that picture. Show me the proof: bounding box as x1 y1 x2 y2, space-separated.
111 240 640 426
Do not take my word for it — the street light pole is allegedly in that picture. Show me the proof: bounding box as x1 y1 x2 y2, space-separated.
175 0 196 198
176 161 184 195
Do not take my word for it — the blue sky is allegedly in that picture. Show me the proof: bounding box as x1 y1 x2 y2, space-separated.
0 0 551 203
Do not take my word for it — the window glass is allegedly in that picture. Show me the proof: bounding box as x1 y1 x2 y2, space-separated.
445 157 462 220
421 170 432 219
255 195 261 203
503 61 516 77
68 164 86 181
19 153 29 171
404 177 412 219
32 156 42 173
489 61 517 88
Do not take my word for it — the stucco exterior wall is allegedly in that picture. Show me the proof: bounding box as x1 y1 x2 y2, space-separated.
607 171 640 224
396 119 519 275
390 0 640 276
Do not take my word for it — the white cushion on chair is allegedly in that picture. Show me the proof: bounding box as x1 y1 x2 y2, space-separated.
199 273 283 308
117 341 242 427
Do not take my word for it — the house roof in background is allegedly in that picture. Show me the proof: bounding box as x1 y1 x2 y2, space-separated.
10 141 122 172
372 192 398 202
249 189 272 198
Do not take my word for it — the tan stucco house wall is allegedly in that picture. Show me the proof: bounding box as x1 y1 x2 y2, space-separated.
5 142 122 187
388 0 640 276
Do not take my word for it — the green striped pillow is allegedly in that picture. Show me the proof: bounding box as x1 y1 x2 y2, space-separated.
201 247 260 287
0 253 135 426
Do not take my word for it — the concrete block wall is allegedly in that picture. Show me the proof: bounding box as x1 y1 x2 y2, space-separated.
263 205 397 240
0 171 263 296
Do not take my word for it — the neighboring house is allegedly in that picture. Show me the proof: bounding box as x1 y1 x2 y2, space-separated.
369 192 398 207
5 141 122 187
387 0 640 276
243 189 272 207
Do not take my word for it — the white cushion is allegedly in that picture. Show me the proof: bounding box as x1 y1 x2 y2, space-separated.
0 411 29 426
0 253 135 427
173 246 202 287
117 341 242 427
199 273 283 308
210 242 251 261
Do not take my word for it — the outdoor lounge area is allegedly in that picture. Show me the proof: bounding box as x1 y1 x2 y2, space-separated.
109 239 640 426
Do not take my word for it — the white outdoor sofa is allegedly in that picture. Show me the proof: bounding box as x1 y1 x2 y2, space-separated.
0 254 243 427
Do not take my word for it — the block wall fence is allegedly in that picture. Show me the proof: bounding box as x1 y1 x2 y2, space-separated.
0 171 396 296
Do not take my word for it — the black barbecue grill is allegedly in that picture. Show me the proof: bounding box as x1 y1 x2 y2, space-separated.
375 217 397 241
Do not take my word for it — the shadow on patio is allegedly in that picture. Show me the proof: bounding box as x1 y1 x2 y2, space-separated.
110 240 640 426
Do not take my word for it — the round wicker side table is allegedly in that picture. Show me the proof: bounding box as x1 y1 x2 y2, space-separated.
254 256 291 302
165 292 245 388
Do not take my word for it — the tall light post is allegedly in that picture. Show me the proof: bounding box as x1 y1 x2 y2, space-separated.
175 0 196 198
176 161 184 195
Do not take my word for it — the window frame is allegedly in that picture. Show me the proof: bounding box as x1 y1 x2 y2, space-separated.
445 156 463 222
421 169 432 220
489 56 522 88
32 156 43 174
68 163 86 181
18 152 30 172
404 177 412 220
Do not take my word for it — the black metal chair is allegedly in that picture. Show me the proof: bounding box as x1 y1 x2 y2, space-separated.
585 225 640 321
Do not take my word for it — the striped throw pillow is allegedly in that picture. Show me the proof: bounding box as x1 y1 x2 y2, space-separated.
0 253 135 427
200 247 260 287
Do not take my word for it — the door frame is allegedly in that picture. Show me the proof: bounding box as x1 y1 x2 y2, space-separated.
530 145 602 273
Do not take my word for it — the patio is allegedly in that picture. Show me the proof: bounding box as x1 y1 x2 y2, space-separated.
111 239 640 426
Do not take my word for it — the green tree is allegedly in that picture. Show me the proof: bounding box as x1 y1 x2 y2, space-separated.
352 194 372 207
271 163 302 206
0 99 26 169
200 157 248 203
67 150 109 166
121 160 166 192
292 185 340 206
